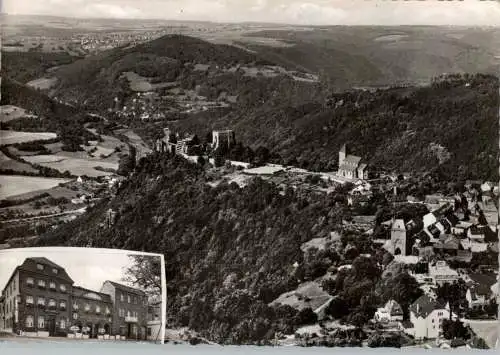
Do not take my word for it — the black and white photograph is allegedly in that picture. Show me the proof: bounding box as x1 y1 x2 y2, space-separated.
0 0 499 352
0 247 165 343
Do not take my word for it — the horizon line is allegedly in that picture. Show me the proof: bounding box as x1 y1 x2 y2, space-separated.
2 12 499 28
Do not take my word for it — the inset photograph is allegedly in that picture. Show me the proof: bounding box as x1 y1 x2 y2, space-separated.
0 247 165 343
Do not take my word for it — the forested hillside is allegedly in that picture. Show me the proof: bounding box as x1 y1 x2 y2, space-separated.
34 154 352 343
173 73 499 181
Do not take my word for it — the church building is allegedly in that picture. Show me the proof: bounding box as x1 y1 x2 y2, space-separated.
337 144 368 180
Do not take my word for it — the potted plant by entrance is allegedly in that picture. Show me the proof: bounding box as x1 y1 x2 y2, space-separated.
98 328 105 340
82 326 90 339
68 325 79 338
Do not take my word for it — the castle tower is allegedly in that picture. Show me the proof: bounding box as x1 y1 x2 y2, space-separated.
391 219 407 256
339 144 347 167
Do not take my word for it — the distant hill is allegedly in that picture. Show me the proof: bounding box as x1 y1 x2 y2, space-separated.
237 26 500 89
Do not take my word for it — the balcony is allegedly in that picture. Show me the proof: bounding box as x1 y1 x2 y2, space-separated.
37 282 46 289
124 316 138 323
49 284 57 290
37 303 46 309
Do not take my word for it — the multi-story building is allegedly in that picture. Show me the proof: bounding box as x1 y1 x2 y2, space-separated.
147 300 162 341
1 257 74 337
71 286 114 337
0 295 5 331
100 281 148 340
1 258 150 340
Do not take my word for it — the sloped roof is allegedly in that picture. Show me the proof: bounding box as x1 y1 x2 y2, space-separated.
72 286 113 304
409 294 447 318
385 299 404 316
103 280 146 296
19 257 74 284
467 273 497 296
344 155 362 165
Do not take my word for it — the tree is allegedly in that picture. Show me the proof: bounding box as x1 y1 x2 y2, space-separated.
122 254 162 299
197 155 206 166
442 319 470 340
294 307 317 326
325 297 349 319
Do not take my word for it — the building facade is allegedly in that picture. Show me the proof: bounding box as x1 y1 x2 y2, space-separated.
2 257 74 337
71 286 114 337
1 258 149 339
100 281 148 340
211 130 235 150
406 295 456 340
337 144 368 180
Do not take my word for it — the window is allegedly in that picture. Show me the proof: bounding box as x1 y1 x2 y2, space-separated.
37 297 45 306
147 327 152 336
49 282 56 290
37 264 44 270
105 307 111 315
127 310 131 318
438 312 443 317
120 293 124 302
84 304 90 312
52 268 58 274
38 316 45 328
96 306 101 314
73 313 78 320
59 319 66 329
48 299 56 308
60 301 67 310
26 277 34 286
60 284 67 292
73 302 79 310
37 280 46 288
25 315 34 328
127 295 131 304
26 296 34 304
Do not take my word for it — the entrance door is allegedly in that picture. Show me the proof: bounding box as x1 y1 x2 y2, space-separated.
47 317 56 336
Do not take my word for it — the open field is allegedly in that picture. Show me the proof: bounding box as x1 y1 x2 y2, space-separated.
0 130 57 145
26 77 59 90
0 151 39 174
0 175 71 199
0 105 37 123
23 155 118 177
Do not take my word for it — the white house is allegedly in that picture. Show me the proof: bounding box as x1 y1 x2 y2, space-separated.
374 300 404 323
428 261 459 286
465 273 497 310
405 295 457 340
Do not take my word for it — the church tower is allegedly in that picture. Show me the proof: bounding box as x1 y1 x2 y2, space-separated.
339 144 347 167
391 219 407 256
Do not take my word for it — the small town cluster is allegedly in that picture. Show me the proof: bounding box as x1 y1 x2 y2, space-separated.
154 127 498 347
0 257 162 341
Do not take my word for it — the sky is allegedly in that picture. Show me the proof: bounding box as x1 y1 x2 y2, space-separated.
0 247 161 293
2 0 500 26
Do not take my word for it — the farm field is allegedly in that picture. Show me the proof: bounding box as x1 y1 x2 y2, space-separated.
23 154 118 177
0 151 39 174
0 130 57 145
0 105 37 122
0 175 71 199
26 77 59 90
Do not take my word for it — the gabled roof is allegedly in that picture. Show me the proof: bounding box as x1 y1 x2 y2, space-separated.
344 155 362 165
19 258 74 284
72 286 113 304
103 280 146 296
385 299 404 316
409 294 447 318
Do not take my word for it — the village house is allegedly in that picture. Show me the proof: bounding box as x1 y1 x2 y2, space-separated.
337 144 368 180
428 260 459 286
374 300 404 323
404 294 457 340
464 273 497 310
